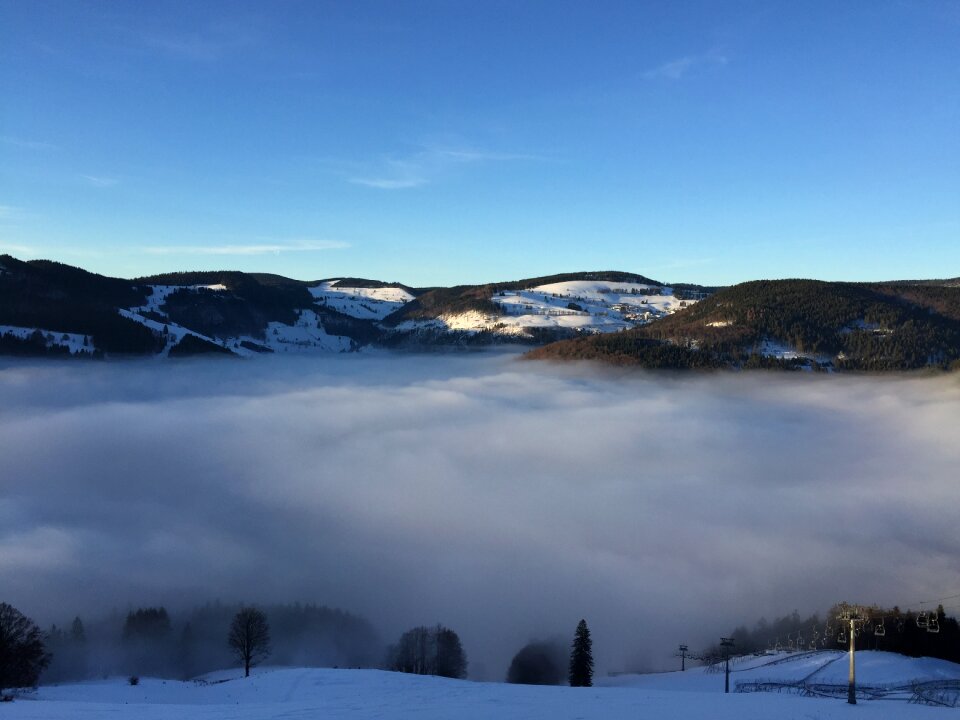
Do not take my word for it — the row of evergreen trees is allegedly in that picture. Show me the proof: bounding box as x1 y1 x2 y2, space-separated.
719 605 960 664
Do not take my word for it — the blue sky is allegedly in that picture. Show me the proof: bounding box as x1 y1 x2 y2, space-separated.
1 1 958 286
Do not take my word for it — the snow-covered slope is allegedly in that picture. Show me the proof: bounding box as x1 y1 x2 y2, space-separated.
392 280 697 341
310 281 415 320
605 650 960 694
117 308 237 358
120 286 357 357
121 278 696 353
130 284 229 317
10 652 958 719
2 258 711 357
0 325 92 354
255 309 353 353
492 280 689 329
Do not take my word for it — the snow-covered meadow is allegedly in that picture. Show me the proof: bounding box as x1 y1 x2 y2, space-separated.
391 279 695 337
310 281 415 320
8 651 960 719
1 353 959 686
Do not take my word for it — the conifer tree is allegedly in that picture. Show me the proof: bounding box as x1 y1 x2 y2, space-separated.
568 619 594 687
70 617 85 643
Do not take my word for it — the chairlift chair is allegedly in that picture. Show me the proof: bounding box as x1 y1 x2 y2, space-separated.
928 617 940 634
917 611 929 629
874 620 886 637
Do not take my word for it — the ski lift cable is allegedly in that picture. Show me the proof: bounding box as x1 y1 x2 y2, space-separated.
890 590 960 609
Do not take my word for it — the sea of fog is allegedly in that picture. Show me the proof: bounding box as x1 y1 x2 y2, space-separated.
1 351 959 679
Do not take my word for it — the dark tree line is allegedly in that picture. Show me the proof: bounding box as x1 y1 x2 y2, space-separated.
530 280 960 371
37 601 381 683
0 255 159 355
721 605 960 664
0 331 91 358
121 607 175 678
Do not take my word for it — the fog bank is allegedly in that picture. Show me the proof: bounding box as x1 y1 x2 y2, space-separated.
2 353 959 679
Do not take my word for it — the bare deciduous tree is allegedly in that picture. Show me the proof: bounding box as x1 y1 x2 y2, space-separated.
227 607 271 678
0 602 50 696
386 624 467 679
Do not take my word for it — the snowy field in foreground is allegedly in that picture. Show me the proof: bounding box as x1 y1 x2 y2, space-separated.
9 651 959 719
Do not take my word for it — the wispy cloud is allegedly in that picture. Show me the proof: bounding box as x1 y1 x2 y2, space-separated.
0 205 24 220
142 240 349 256
143 33 224 62
349 177 427 190
643 53 728 80
139 17 262 62
1 136 57 151
430 148 541 163
0 241 37 256
349 160 428 190
82 175 120 188
347 144 541 190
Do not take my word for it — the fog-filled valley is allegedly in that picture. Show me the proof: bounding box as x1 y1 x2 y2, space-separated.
2 351 959 681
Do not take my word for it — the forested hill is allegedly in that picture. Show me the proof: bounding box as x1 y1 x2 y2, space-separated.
4 254 959 370
0 256 381 358
526 279 960 371
0 259 704 358
0 254 158 355
382 271 668 325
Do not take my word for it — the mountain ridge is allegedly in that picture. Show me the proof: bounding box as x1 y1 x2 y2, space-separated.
2 254 958 371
